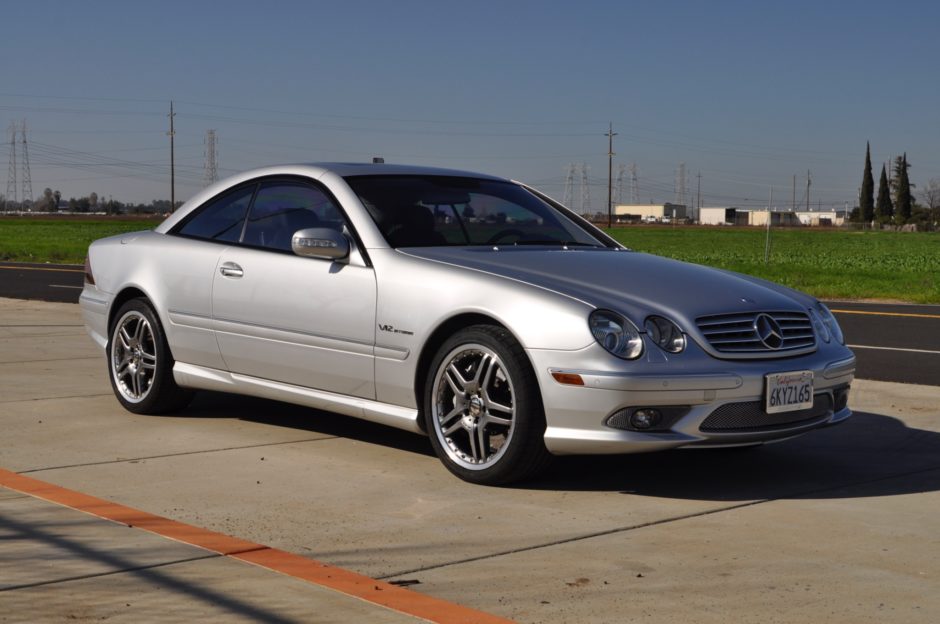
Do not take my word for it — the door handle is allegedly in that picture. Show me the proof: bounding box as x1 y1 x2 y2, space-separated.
219 262 244 278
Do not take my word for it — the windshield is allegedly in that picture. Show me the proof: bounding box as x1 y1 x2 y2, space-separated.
345 175 605 248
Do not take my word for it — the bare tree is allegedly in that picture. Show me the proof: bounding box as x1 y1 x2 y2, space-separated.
923 178 940 225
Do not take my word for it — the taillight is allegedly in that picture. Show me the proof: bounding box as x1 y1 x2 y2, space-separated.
83 256 95 285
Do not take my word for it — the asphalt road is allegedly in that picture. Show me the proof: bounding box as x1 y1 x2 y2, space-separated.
0 261 937 386
0 261 84 303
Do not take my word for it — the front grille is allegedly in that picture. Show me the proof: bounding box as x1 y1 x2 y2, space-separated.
696 310 816 356
700 393 832 432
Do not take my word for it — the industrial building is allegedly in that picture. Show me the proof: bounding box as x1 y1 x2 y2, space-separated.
613 203 687 222
698 207 846 226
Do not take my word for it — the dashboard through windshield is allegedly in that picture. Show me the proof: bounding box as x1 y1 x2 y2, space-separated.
345 175 605 248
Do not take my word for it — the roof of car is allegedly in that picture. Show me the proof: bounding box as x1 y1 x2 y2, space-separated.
153 162 511 235
307 162 507 180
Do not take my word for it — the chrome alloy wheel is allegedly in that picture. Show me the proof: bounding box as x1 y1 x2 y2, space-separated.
110 310 157 403
431 344 516 470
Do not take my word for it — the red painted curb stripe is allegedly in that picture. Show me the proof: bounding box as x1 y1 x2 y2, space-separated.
0 468 514 624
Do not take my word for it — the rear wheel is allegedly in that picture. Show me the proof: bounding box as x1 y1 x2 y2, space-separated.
107 298 192 414
424 325 552 485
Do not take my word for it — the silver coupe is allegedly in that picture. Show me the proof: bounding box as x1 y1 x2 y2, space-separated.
80 163 855 484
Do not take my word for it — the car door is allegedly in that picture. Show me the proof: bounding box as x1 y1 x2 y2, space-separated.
162 183 256 370
211 180 377 399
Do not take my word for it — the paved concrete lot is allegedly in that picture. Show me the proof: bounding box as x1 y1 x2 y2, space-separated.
2 297 939 622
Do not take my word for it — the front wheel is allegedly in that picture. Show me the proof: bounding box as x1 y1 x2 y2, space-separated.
424 325 552 485
107 298 192 414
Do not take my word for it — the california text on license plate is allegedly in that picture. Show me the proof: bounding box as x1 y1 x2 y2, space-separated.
765 371 813 414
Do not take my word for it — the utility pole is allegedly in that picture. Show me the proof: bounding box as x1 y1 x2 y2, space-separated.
168 101 176 211
696 171 702 221
792 174 796 212
606 122 617 228
806 170 811 212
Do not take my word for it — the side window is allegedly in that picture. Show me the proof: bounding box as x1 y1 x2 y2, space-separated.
242 183 345 252
175 186 254 242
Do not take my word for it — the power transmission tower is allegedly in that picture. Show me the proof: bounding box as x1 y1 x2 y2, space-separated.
563 164 576 208
675 162 687 206
204 129 219 187
629 162 638 203
20 120 33 205
579 163 591 215
616 164 626 205
5 123 16 207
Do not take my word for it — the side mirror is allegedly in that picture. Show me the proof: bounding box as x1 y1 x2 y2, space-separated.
291 228 350 261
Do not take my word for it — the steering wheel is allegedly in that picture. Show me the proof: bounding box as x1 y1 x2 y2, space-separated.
486 228 525 244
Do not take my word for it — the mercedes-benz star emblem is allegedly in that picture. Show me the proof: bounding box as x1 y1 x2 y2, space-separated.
754 313 784 349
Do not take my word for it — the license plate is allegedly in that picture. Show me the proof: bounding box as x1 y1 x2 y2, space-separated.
765 371 813 414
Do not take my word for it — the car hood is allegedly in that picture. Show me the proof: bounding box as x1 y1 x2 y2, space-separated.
400 247 813 325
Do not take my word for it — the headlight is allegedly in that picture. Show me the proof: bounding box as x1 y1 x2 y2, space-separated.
808 308 830 343
644 316 686 353
589 310 643 359
815 302 845 345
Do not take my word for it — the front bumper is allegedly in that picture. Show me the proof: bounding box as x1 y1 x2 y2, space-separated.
529 344 855 455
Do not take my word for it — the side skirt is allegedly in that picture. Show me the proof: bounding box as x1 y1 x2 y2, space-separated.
173 362 423 434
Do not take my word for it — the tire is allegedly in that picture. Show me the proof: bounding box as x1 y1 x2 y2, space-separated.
424 325 552 485
107 298 193 414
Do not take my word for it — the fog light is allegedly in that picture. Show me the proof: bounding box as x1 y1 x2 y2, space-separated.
630 408 662 430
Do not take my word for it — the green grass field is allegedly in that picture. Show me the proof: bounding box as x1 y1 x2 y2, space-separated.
606 226 940 303
0 217 162 264
1 218 937 303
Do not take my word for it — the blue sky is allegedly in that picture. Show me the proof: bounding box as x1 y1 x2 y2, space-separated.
2 0 938 209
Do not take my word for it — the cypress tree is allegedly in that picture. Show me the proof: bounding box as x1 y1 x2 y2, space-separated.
860 142 874 222
894 153 913 224
875 164 893 224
